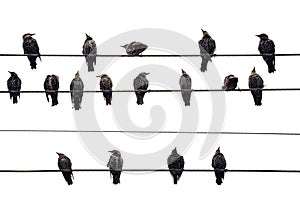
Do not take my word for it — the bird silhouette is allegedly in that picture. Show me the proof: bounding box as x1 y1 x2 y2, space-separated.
198 29 216 72
7 71 21 104
212 147 226 185
57 152 74 185
107 150 123 184
248 67 264 106
256 33 276 73
167 148 185 184
222 74 238 91
44 75 59 106
82 33 97 72
22 33 41 69
179 69 192 106
133 72 149 105
121 41 148 56
97 74 113 105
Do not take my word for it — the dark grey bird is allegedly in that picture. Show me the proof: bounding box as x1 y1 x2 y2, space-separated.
82 33 97 72
7 71 22 104
167 148 185 184
44 74 59 106
97 74 113 105
179 69 192 106
222 74 238 91
133 72 149 105
248 67 264 106
22 33 41 69
57 152 74 185
198 29 216 72
121 41 148 56
107 150 123 184
256 33 276 73
212 147 226 185
70 71 84 110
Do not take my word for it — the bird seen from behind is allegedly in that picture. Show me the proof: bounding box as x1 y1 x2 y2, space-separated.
222 74 238 91
133 72 149 105
107 150 123 184
212 147 226 185
198 29 216 72
167 147 185 184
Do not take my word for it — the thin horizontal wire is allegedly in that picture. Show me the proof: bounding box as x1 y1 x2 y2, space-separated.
1 130 300 136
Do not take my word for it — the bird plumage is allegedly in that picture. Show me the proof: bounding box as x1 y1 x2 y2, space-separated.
99 74 113 105
121 41 148 56
167 148 185 184
107 150 123 184
248 67 264 106
70 72 84 110
257 33 276 73
44 75 59 106
7 71 22 104
133 72 149 105
22 33 41 70
57 152 73 185
179 69 192 106
82 34 97 72
198 29 216 72
222 74 238 91
212 147 226 185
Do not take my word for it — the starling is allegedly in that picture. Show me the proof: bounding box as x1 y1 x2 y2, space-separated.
57 152 74 185
179 69 192 106
248 67 264 106
212 147 226 185
222 74 238 91
22 33 41 69
82 33 97 72
7 71 22 104
44 74 59 106
256 33 276 73
70 71 84 110
198 29 216 72
133 72 149 105
121 41 148 56
167 147 185 184
97 74 113 105
107 150 123 184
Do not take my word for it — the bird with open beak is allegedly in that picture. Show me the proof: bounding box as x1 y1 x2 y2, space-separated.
7 71 22 104
198 29 216 72
107 150 123 184
121 41 148 56
22 33 41 69
256 33 276 73
57 152 74 185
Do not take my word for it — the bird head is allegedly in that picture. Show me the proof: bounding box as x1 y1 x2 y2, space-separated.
8 71 17 77
109 150 121 155
121 44 129 49
256 33 269 39
22 33 35 40
75 71 80 78
201 29 209 35
251 67 257 75
56 152 65 158
139 72 150 77
85 33 93 40
216 147 221 154
171 147 178 155
181 69 187 75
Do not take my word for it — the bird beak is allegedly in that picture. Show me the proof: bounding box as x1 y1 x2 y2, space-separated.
145 73 150 75
255 35 260 37
56 152 61 155
121 45 126 48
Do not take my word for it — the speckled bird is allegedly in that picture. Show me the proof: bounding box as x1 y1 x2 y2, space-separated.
107 150 123 184
57 152 73 185
7 71 22 104
212 147 226 185
248 67 264 106
44 74 59 106
70 71 84 110
198 29 216 72
167 148 185 184
133 72 149 105
22 33 41 69
82 33 97 72
256 33 276 73
179 69 192 106
121 41 148 56
98 74 113 105
222 74 238 91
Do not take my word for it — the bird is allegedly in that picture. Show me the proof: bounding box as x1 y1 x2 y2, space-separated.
22 33 41 69
256 33 276 73
133 72 149 105
248 67 264 106
97 74 113 105
70 71 84 110
121 41 148 56
82 33 97 72
57 152 74 185
222 74 238 91
44 74 59 106
7 71 22 104
179 69 192 106
167 147 185 184
107 150 123 184
212 147 226 185
198 29 216 72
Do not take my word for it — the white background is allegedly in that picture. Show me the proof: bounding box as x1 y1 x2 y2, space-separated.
0 0 300 199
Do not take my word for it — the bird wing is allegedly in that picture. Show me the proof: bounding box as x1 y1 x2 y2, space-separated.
23 38 40 54
179 75 192 89
212 153 226 169
259 39 275 54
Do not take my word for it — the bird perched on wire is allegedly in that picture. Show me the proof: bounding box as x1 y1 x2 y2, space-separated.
44 74 59 106
198 29 216 72
57 152 74 185
97 74 113 105
248 67 264 106
107 150 123 184
133 72 149 105
212 147 226 185
256 33 276 73
167 147 185 184
121 41 148 56
179 69 192 106
7 71 22 104
70 71 84 110
22 33 41 70
222 74 238 91
82 33 97 72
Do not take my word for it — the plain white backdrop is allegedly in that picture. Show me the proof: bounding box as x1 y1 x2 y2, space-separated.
0 0 300 199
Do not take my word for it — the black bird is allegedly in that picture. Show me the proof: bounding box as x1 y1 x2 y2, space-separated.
107 150 123 184
57 152 74 185
97 74 113 105
121 41 148 56
222 74 238 91
22 33 41 69
7 71 21 104
212 147 226 185
198 29 216 72
133 72 149 105
70 71 84 110
179 69 192 106
249 67 264 106
167 148 185 184
44 74 59 106
82 33 97 72
256 33 276 73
